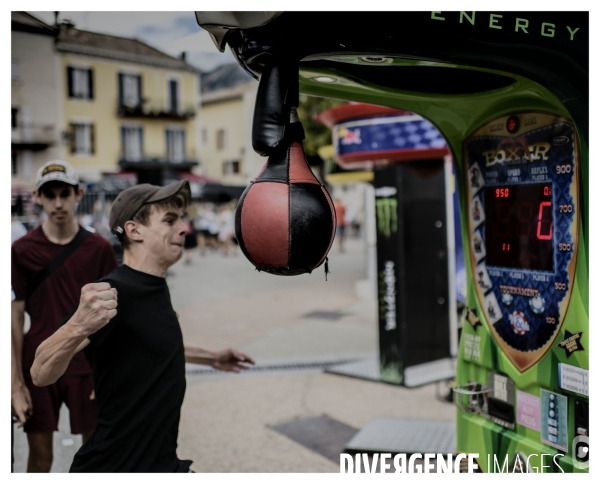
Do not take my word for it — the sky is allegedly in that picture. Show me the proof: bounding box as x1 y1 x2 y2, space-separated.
29 11 236 72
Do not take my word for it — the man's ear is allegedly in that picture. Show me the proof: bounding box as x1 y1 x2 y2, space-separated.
75 186 84 203
124 220 143 242
32 190 42 206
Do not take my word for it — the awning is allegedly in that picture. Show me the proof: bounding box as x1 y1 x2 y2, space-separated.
197 184 246 203
178 171 220 184
326 171 374 185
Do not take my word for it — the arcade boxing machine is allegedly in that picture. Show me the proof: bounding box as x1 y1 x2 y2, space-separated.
195 11 589 472
316 103 460 388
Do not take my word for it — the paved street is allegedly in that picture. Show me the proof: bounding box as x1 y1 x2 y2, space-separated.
13 236 455 472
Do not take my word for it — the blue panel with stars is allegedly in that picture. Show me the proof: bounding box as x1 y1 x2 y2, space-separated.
335 115 447 156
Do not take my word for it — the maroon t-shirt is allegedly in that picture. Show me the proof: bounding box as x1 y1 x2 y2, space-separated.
12 225 118 376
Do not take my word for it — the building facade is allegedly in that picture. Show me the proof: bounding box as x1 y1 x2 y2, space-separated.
11 12 202 193
199 63 264 186
11 12 63 189
56 23 201 185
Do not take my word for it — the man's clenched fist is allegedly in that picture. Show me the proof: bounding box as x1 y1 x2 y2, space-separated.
73 282 118 336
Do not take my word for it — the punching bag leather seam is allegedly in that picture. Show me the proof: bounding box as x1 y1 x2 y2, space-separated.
252 179 289 184
289 178 320 184
253 163 268 182
316 184 336 268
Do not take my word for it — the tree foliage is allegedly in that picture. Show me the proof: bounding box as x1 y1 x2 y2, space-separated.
297 94 345 158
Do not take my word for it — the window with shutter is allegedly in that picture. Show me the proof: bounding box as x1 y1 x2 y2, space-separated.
122 126 143 161
70 123 93 155
166 128 185 162
12 152 18 175
223 160 240 175
169 80 179 113
216 129 226 150
68 67 92 99
121 74 141 108
88 68 94 100
11 58 18 82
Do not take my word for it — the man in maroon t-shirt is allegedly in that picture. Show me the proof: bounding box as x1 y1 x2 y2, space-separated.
11 160 117 472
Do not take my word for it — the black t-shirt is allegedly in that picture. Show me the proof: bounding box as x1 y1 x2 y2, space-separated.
69 265 190 473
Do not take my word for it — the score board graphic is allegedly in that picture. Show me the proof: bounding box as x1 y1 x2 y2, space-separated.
484 183 554 271
465 112 579 372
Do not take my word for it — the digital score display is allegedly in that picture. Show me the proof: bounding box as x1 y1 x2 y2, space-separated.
465 114 578 370
484 184 554 271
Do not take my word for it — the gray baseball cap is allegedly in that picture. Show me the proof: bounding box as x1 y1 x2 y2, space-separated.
109 180 191 239
35 160 79 190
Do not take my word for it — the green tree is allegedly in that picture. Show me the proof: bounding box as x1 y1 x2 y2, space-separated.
297 94 345 158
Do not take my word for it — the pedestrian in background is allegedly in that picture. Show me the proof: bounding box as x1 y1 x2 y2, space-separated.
333 198 347 253
183 207 198 265
217 203 236 256
11 160 118 472
11 205 28 245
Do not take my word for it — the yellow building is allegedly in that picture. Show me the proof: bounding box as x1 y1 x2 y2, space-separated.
199 64 264 186
56 22 200 185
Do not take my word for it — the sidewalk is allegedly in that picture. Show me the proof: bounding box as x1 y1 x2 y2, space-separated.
12 236 456 472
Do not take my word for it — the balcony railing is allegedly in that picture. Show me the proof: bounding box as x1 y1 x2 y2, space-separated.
11 123 57 150
117 99 196 120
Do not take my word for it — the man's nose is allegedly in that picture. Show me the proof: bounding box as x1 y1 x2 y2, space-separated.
177 220 187 235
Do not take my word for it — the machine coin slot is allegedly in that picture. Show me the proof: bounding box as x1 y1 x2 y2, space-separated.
487 372 515 429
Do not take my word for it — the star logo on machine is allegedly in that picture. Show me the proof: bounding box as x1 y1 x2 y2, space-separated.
557 331 584 358
510 311 530 336
466 307 482 331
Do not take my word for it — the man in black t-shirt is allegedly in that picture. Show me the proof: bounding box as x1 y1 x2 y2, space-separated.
31 181 255 472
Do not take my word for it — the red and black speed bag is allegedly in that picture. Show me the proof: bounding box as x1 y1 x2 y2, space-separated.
235 141 336 275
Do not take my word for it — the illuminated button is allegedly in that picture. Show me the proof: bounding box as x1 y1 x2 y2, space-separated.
549 435 557 443
529 295 546 314
549 410 555 418
548 418 557 426
549 426 558 436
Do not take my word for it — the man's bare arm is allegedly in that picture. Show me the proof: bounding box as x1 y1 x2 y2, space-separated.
184 346 255 373
11 300 26 382
11 300 33 426
31 283 118 387
31 325 91 387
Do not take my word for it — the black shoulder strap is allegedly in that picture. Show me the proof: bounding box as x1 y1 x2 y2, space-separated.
26 228 92 301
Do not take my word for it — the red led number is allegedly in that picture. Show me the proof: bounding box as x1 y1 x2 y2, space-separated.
537 201 552 240
495 188 509 198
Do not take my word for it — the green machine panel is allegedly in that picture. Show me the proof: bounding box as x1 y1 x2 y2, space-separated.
195 10 589 473
457 111 587 472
